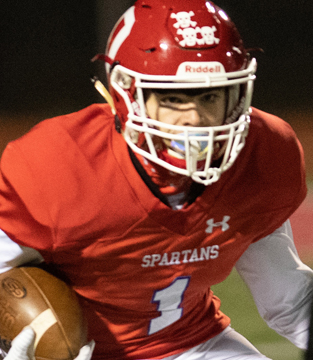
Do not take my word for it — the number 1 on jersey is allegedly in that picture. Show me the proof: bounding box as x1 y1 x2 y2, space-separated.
149 277 190 335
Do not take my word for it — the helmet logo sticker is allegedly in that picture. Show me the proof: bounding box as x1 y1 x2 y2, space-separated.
170 11 220 48
171 11 197 29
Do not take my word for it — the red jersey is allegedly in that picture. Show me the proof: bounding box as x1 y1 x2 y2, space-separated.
0 104 306 359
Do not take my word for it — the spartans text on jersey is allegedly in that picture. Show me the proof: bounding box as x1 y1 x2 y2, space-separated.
141 245 220 267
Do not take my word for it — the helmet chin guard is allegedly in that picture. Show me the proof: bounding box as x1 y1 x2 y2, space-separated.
124 114 250 185
104 0 257 185
123 104 251 186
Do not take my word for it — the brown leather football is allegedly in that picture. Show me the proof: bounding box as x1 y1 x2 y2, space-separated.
0 266 88 360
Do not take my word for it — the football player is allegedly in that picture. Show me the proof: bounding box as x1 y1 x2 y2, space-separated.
0 1 312 359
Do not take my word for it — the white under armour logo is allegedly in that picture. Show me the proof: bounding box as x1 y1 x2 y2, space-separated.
205 216 230 234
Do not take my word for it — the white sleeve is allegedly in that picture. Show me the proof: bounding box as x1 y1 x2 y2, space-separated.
0 229 44 274
235 220 313 350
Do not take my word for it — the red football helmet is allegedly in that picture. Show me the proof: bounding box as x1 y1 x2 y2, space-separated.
104 0 257 185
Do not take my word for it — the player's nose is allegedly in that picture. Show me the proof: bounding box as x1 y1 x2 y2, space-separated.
180 105 202 126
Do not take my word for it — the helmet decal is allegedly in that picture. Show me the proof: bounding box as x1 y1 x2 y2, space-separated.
171 11 198 29
169 8 220 49
107 7 135 64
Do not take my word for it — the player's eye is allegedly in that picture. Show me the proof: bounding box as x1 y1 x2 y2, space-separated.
159 96 185 105
199 93 219 104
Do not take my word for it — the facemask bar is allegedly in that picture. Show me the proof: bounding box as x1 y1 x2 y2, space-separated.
110 59 256 185
124 115 250 185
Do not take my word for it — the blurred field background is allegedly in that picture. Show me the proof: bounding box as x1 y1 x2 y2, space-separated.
1 1 313 359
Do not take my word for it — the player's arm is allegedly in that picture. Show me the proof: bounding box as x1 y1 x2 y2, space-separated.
0 229 44 274
235 220 313 349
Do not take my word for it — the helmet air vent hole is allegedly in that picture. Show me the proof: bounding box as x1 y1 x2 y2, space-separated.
143 48 156 53
141 5 152 9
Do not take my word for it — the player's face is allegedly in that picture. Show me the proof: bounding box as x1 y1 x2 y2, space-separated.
145 88 227 133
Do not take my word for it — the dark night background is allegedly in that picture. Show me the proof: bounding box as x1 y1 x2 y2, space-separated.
1 0 313 119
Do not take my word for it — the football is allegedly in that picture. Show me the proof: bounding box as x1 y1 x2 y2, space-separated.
0 266 88 360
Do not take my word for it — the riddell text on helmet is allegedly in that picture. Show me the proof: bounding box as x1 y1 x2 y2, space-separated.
185 65 222 73
176 61 226 76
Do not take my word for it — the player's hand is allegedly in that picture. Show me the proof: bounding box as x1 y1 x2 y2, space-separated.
4 326 35 360
3 326 94 360
74 340 95 360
